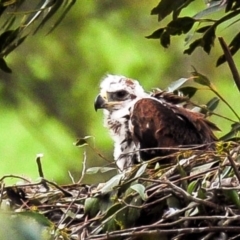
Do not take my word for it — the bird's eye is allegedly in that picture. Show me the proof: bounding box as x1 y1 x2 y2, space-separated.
114 90 129 99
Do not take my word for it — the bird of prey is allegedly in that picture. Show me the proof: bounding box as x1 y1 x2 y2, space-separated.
94 75 218 171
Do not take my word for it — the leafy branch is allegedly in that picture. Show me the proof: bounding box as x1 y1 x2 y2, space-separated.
148 0 240 66
0 0 76 73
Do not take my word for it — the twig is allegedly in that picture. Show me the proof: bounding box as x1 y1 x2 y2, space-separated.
72 217 100 235
87 142 112 165
142 164 219 194
57 188 82 229
227 152 240 184
164 179 224 210
154 201 200 223
181 215 240 221
188 99 238 123
120 193 172 210
36 154 44 178
90 205 128 235
218 37 240 93
68 171 75 184
78 150 87 184
209 86 240 121
0 175 31 183
86 226 240 240
142 194 172 209
0 182 4 205
230 233 240 240
43 178 72 197
36 154 49 191
80 215 89 239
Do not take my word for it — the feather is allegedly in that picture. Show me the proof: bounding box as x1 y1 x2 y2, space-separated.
130 98 217 163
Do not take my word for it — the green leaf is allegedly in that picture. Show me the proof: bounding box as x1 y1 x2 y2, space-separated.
0 58 11 73
0 211 53 240
100 173 124 194
184 38 203 55
228 31 240 50
217 31 240 66
134 162 148 178
178 86 198 98
192 69 211 87
102 217 118 232
86 167 100 174
101 203 125 231
102 203 123 221
160 31 170 48
166 78 189 92
223 189 240 208
151 0 194 21
202 27 216 54
220 122 240 141
187 180 199 194
177 165 188 190
0 30 15 51
197 187 206 199
47 0 76 34
193 2 225 19
124 196 142 226
146 28 164 39
0 5 7 17
84 197 100 217
166 196 181 209
191 161 219 176
221 165 232 179
74 136 94 147
17 211 52 227
3 35 27 57
216 55 226 67
86 167 116 174
33 0 64 34
130 184 147 201
226 0 236 12
167 17 195 35
206 97 220 112
112 196 142 229
196 25 212 33
185 201 199 217
2 15 16 31
216 7 240 27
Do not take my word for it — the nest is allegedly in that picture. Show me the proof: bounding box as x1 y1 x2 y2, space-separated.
1 141 240 240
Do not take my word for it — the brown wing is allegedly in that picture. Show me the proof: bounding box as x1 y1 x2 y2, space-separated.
130 98 218 162
151 90 189 104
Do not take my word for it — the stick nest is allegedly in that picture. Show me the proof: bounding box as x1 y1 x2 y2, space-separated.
1 141 240 240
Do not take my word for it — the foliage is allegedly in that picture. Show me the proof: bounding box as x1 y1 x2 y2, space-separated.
147 0 240 66
0 211 53 240
2 140 240 239
0 1 239 238
150 69 240 141
0 0 76 73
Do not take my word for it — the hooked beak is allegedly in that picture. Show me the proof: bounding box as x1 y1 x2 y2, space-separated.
94 94 107 111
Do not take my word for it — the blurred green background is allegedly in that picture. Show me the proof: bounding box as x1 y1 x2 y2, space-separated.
0 0 239 184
